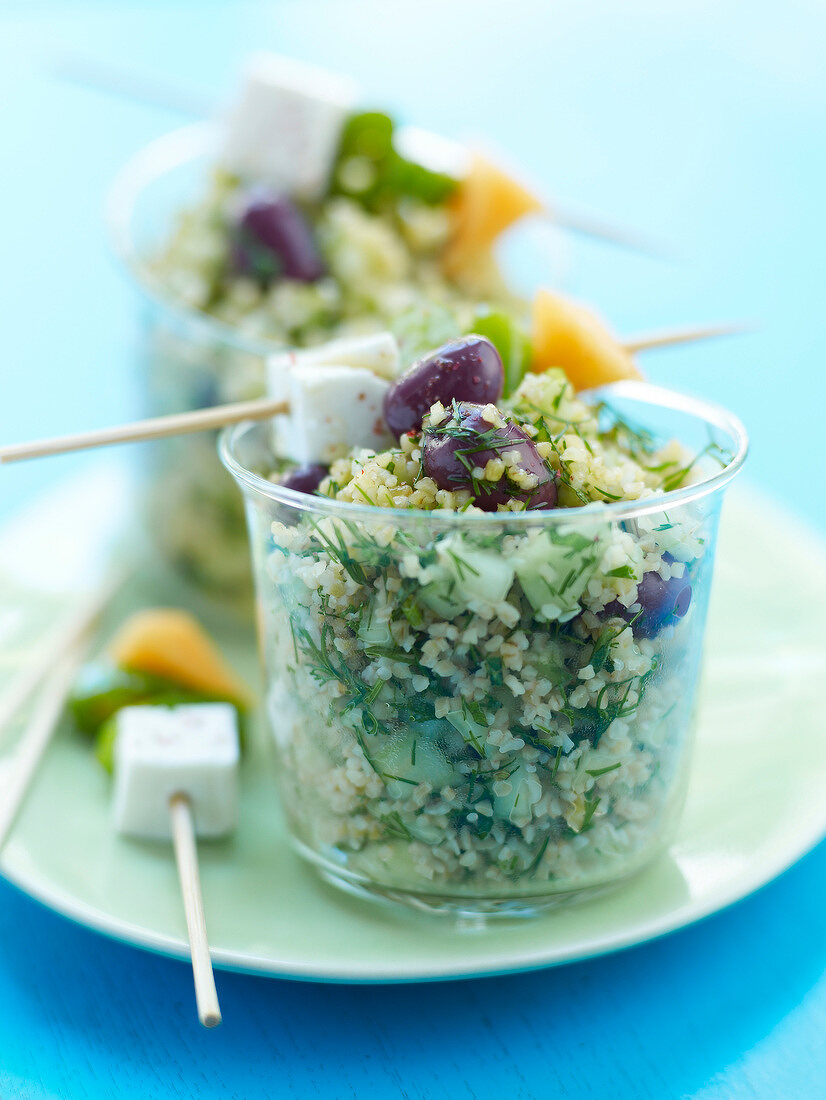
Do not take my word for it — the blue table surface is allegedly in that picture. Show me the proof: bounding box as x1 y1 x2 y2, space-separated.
1 1 824 1096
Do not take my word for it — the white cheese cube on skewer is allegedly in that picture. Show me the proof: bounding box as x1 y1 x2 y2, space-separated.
267 332 400 464
113 704 239 841
268 332 401 389
220 52 358 201
280 365 394 465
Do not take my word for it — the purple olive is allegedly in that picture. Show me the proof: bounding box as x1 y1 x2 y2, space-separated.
383 336 505 437
280 464 328 495
230 189 324 283
422 401 557 511
604 563 692 638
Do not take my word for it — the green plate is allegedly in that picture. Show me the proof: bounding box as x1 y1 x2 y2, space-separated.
0 466 824 983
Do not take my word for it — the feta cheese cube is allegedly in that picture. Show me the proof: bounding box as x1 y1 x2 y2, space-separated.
267 333 400 463
280 364 394 465
267 332 401 393
113 704 239 841
220 52 357 201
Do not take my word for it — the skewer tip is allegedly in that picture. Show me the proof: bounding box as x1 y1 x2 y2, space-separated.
548 205 678 262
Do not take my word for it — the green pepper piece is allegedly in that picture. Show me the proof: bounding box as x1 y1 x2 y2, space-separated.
69 665 175 735
330 111 396 210
330 110 459 211
388 153 459 206
471 309 533 395
94 714 119 774
71 663 247 744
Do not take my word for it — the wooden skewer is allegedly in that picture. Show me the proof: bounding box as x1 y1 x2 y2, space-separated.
52 53 215 118
0 647 88 850
0 322 749 466
0 574 122 734
0 397 288 464
53 53 668 260
0 571 121 849
623 321 753 354
549 204 675 262
169 794 222 1028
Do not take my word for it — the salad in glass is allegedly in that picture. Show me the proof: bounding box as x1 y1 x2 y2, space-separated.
109 53 568 608
221 331 746 916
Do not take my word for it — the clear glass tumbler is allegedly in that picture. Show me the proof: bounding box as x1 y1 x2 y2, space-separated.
220 382 747 917
107 124 567 614
107 125 271 612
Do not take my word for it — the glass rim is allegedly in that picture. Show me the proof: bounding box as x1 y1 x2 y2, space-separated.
218 379 749 526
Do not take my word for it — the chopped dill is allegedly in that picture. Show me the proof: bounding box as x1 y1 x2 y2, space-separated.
381 812 413 841
593 486 623 501
400 594 424 628
447 550 480 579
595 401 659 459
524 835 550 877
606 564 636 579
486 655 504 686
586 762 622 777
551 745 564 778
579 794 601 832
662 439 732 492
364 643 418 665
363 680 383 705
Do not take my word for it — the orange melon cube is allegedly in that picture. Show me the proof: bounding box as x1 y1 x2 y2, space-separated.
530 288 643 390
443 153 543 279
108 609 250 708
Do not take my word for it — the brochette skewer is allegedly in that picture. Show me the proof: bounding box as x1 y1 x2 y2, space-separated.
0 301 749 466
57 50 669 261
112 700 241 1028
0 573 122 850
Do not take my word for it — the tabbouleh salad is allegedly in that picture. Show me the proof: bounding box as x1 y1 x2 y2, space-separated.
252 357 722 908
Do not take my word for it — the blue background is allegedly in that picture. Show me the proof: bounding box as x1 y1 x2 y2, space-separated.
0 1 824 1096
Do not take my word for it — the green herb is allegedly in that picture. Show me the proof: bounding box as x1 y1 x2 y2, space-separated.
595 401 659 458
605 564 636 579
593 486 623 501
586 762 622 777
661 439 734 492
363 644 418 665
486 655 504 686
463 698 488 726
524 834 550 878
306 520 368 585
589 619 631 674
381 811 413 841
447 549 480 580
293 620 392 770
330 110 459 213
551 745 564 778
363 679 384 705
579 794 601 832
400 594 424 628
